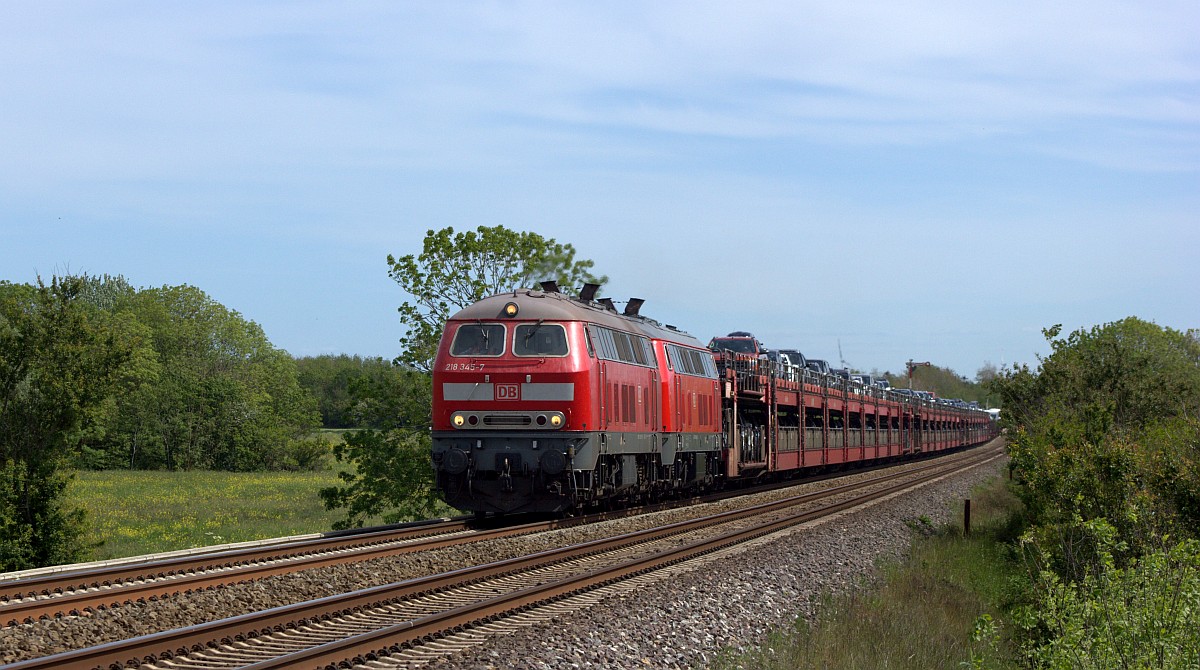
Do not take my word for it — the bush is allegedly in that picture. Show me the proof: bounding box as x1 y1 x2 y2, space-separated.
1007 428 1171 581
991 318 1200 662
277 437 332 472
319 429 441 529
1018 529 1200 668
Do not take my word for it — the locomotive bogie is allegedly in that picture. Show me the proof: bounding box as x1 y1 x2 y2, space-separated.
432 427 723 514
432 430 579 514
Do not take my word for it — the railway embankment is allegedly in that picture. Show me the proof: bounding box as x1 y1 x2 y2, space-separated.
0 446 1002 667
418 444 1009 669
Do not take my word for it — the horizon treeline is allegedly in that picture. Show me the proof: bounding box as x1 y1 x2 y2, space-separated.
55 274 326 471
2 272 1000 474
1 274 410 474
0 274 424 567
881 364 995 406
1 275 427 472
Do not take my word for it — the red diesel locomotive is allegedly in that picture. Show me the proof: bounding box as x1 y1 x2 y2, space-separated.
431 283 721 514
430 283 996 516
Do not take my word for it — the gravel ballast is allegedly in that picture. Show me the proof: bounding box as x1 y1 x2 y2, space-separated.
409 449 1010 669
0 445 1006 667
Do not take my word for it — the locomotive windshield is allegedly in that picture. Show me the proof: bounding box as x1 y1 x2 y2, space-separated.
450 323 506 357
514 322 569 357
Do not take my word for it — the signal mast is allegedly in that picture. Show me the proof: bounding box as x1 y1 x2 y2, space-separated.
906 359 931 389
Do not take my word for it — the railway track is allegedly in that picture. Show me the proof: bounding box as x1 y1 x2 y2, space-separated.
0 493 723 625
0 447 968 626
0 518 481 626
5 442 1003 670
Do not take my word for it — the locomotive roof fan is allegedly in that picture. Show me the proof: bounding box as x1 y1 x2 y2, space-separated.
579 282 600 302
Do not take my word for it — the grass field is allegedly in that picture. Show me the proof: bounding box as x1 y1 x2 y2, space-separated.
66 469 379 561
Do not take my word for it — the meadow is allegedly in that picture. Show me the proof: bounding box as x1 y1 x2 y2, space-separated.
66 469 375 561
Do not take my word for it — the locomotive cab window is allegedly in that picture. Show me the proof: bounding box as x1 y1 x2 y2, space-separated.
514 323 569 357
450 323 506 357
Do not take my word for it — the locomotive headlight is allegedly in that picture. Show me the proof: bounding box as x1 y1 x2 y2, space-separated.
503 302 519 317
452 413 466 427
550 414 563 427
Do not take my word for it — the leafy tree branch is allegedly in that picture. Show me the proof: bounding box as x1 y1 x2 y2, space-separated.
387 225 606 371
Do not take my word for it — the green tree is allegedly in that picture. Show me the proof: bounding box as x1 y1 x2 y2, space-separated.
1021 319 1200 430
295 354 354 428
78 283 162 469
295 354 401 429
0 277 131 569
75 282 321 471
136 285 320 471
320 363 435 527
991 317 1200 576
321 431 439 528
387 225 606 371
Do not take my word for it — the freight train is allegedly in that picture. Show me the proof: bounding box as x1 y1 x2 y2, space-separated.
430 283 997 516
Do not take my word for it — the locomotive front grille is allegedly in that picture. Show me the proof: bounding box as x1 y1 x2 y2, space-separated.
449 410 566 430
483 415 533 426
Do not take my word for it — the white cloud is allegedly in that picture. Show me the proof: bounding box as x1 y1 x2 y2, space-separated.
3 1 1196 182
0 1 1195 369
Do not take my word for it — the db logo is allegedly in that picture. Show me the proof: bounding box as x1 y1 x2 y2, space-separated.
496 384 520 401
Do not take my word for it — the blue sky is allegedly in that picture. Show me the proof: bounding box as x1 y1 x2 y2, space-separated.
2 2 1197 378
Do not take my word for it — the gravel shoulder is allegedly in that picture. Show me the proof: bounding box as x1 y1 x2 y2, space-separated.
0 445 1006 666
417 448 1010 670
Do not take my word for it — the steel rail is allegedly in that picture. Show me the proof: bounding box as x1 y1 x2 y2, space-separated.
267 455 993 670
0 518 473 598
2 442 1002 670
0 486 742 624
189 444 1007 670
0 439 995 625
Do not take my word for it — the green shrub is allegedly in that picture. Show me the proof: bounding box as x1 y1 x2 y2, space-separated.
277 437 332 472
319 429 441 529
1018 529 1200 668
